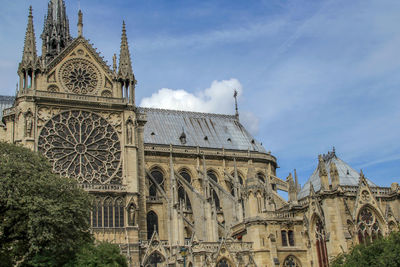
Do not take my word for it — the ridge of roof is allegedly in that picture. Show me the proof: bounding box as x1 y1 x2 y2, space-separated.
138 106 237 120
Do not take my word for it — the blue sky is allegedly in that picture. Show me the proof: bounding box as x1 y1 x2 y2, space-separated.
0 0 399 189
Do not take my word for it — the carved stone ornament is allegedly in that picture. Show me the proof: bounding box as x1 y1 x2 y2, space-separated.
38 110 122 184
60 58 101 94
361 190 370 202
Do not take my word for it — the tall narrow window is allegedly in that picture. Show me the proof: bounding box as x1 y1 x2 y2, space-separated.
114 198 124 227
104 198 113 228
147 211 158 240
315 217 329 267
281 230 288 246
288 230 295 246
178 170 192 210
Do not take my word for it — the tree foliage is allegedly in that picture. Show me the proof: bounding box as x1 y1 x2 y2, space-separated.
331 230 400 267
0 142 127 266
68 241 128 267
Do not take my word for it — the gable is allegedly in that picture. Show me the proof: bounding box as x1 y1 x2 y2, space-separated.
43 37 115 97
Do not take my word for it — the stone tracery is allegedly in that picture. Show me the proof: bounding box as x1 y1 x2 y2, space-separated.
60 58 100 94
38 110 122 184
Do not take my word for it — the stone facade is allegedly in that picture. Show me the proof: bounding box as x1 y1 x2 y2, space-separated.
0 1 399 266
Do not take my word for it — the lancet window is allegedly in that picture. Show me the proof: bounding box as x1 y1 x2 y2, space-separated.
208 170 221 211
315 217 329 267
147 210 159 240
281 230 295 247
357 206 382 245
91 197 125 228
148 168 164 199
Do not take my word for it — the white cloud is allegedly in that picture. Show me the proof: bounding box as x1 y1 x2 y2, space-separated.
139 79 259 135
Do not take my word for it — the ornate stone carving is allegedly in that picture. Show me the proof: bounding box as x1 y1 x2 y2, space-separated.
126 118 134 144
24 110 33 137
60 58 101 94
38 110 122 184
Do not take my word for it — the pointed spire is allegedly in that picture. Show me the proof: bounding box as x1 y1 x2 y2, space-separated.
118 21 134 80
41 0 71 62
77 9 83 37
233 89 239 120
21 6 37 67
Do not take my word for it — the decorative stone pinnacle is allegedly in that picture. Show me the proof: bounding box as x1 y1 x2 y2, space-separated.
118 20 134 80
21 6 37 67
77 10 83 37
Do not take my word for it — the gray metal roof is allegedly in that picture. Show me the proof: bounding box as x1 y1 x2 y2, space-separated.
298 152 377 199
138 107 266 152
0 96 14 123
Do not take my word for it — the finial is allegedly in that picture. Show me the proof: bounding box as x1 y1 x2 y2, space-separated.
332 146 336 155
360 169 364 178
77 10 83 37
233 89 239 120
113 53 117 73
29 6 33 18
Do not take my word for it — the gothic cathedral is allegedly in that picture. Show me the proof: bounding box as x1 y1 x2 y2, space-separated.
0 1 399 266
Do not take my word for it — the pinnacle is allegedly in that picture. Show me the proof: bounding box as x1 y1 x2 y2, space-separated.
22 5 37 66
118 21 133 80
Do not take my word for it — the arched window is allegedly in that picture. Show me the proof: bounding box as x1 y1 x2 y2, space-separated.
180 169 191 184
178 170 192 210
207 170 218 183
217 258 232 267
257 172 265 183
281 230 288 246
148 168 164 198
283 255 301 267
114 198 124 227
147 211 158 240
178 186 192 210
144 251 165 267
208 171 221 210
315 217 329 267
288 230 295 246
104 198 114 227
231 172 244 185
357 206 382 245
92 198 102 227
213 190 221 211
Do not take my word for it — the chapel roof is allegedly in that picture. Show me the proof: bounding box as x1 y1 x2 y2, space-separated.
138 107 266 152
298 149 377 199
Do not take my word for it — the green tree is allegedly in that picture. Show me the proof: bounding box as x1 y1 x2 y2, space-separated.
69 241 128 267
0 142 93 266
331 230 400 267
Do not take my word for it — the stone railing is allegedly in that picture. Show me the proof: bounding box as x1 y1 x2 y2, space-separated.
3 106 16 117
144 144 276 162
262 210 298 219
79 183 126 192
20 89 127 105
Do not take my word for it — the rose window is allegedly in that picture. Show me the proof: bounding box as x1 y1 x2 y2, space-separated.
60 59 100 94
38 110 122 184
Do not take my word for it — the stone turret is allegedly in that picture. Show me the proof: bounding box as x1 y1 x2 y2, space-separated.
41 0 71 63
19 6 40 92
117 21 136 104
